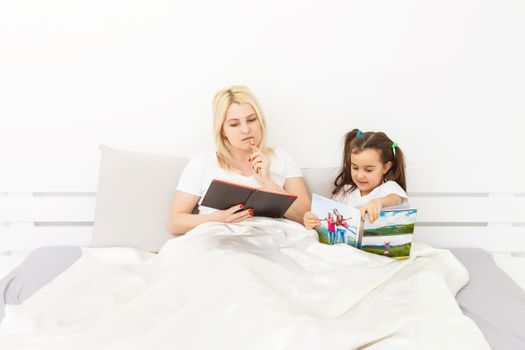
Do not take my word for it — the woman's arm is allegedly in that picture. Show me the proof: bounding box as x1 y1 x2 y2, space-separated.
168 190 252 234
282 177 311 224
241 176 310 224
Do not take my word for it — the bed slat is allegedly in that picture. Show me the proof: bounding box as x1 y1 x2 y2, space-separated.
0 226 92 253
0 193 96 222
0 191 523 256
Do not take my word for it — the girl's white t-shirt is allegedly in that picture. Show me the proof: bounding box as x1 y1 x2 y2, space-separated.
176 148 303 214
334 181 409 209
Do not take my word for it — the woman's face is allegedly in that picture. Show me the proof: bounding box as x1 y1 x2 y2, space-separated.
350 149 391 196
222 103 262 152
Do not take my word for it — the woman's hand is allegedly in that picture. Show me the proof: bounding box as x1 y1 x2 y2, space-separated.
303 211 320 230
249 142 271 183
360 199 383 223
213 204 253 223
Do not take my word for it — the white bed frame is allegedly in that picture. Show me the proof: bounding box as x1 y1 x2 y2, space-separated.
1 189 524 289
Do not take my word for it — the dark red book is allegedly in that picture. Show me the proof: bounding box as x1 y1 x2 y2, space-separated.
200 179 297 218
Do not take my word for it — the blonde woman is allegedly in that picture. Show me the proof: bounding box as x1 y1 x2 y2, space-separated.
168 86 310 234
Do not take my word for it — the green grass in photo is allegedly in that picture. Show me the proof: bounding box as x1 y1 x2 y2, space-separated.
364 223 415 236
315 226 330 244
347 236 357 247
361 243 412 258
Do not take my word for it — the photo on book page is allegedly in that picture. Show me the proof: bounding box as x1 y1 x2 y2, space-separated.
312 193 417 258
311 193 361 247
361 209 417 258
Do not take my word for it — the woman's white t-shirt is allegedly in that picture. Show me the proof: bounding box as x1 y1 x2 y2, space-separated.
176 148 303 214
333 181 409 209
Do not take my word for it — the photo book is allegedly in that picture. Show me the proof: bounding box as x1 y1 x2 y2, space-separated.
200 179 297 218
311 193 417 259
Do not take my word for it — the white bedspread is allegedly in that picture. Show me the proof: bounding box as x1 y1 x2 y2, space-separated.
0 218 490 349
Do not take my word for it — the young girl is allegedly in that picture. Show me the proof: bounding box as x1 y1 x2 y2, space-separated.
304 128 408 230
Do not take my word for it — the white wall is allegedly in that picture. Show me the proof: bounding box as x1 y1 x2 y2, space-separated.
0 0 523 194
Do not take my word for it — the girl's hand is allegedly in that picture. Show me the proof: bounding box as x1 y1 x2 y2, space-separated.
303 211 321 230
213 204 253 223
360 199 382 223
249 143 271 183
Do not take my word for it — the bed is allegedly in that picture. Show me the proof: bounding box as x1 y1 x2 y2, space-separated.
0 146 523 349
2 245 525 349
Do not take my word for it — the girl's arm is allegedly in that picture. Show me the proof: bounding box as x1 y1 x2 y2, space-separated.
168 191 252 234
303 211 321 230
379 193 405 207
360 194 405 223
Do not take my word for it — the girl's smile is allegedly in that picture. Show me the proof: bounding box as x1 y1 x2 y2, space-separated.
350 149 392 196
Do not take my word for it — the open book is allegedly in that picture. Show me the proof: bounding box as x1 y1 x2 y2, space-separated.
311 193 417 259
200 179 297 218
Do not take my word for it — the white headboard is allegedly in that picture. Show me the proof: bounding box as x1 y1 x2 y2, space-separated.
0 185 523 256
0 0 523 256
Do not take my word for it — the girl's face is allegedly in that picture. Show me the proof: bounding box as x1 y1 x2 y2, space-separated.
350 149 392 196
222 103 262 153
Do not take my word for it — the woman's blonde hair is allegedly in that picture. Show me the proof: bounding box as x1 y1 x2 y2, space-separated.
212 85 271 170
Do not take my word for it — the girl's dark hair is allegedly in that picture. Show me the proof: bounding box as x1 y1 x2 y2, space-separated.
333 129 407 196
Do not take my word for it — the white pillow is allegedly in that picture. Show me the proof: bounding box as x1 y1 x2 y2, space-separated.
91 145 338 252
92 146 188 252
301 167 339 199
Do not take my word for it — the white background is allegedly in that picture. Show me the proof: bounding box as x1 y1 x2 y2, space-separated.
1 0 523 193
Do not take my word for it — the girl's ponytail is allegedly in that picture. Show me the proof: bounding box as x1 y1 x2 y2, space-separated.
333 129 361 196
385 144 407 192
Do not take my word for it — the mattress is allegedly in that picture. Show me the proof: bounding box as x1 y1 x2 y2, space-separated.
1 246 524 349
449 248 525 349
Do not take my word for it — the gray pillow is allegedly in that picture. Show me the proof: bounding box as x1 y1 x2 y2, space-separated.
92 146 188 252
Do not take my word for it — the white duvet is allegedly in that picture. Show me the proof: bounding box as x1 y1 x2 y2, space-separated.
0 218 490 349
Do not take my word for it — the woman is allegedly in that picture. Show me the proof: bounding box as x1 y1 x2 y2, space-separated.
168 85 311 234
